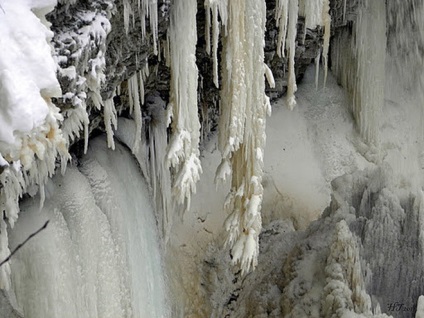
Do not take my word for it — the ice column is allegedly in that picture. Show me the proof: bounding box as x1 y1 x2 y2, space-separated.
216 0 272 274
166 0 202 209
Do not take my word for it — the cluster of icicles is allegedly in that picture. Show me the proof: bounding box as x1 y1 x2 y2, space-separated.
0 0 332 289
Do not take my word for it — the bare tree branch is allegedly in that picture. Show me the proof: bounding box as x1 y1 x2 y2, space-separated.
0 220 49 268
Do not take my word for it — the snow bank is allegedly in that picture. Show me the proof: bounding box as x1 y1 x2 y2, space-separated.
0 0 69 290
0 0 61 145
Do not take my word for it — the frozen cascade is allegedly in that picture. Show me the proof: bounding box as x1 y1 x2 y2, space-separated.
331 0 386 147
6 137 170 318
166 0 202 210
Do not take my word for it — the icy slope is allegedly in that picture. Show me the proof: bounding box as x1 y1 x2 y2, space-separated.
7 138 169 318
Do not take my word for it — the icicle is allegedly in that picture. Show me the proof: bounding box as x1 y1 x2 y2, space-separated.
275 0 289 58
205 0 228 88
123 0 132 34
104 98 118 150
286 0 299 110
146 95 173 243
205 3 211 55
343 0 347 23
150 0 158 55
322 0 331 87
315 48 321 90
281 0 332 102
139 71 145 105
128 73 143 153
39 183 45 210
264 63 276 88
303 0 324 29
166 0 202 209
217 0 270 274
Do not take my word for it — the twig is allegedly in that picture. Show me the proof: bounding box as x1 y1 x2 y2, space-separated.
0 220 49 268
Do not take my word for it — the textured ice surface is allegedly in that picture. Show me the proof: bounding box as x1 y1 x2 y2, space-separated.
7 138 169 318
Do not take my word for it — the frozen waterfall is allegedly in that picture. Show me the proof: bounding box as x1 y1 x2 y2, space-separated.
5 137 169 318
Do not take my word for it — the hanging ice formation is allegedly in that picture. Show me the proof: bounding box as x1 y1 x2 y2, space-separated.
123 0 159 55
0 0 339 289
331 0 386 147
204 0 332 274
206 0 271 275
165 0 202 209
275 0 331 109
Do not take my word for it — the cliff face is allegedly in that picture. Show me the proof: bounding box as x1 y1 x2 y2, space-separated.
47 0 325 148
7 1 424 317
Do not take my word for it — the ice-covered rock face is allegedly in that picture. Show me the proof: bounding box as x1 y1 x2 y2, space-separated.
45 0 324 146
205 168 424 318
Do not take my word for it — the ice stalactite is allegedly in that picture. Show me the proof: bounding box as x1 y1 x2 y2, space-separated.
146 95 173 243
331 0 386 147
103 98 118 150
122 0 159 55
276 0 331 108
215 0 272 275
204 0 228 88
321 0 331 87
58 5 113 154
166 0 202 209
286 0 299 109
300 0 331 87
127 68 147 153
275 0 298 109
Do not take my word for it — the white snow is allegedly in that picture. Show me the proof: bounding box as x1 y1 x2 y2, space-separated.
0 0 61 145
0 0 70 290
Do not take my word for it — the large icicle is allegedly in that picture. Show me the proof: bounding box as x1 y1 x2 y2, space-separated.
166 0 202 209
321 0 331 87
128 72 143 153
275 0 298 109
216 0 272 275
286 0 299 109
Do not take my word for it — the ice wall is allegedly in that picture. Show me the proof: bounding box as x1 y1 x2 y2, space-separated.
6 138 169 318
331 0 386 147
